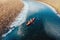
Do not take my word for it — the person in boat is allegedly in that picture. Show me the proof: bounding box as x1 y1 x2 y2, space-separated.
0 0 60 40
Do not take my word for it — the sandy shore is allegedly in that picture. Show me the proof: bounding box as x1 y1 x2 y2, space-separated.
0 0 60 37
36 0 60 14
0 0 24 36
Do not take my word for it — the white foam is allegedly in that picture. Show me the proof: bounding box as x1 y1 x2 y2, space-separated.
2 1 29 37
37 1 60 17
2 1 60 38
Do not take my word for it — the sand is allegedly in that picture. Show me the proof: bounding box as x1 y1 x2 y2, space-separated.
0 0 24 36
0 0 60 37
36 0 60 14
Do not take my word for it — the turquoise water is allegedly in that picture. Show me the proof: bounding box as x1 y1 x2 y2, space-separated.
3 1 60 40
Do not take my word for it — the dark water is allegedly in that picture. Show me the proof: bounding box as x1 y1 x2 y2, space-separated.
3 1 60 40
